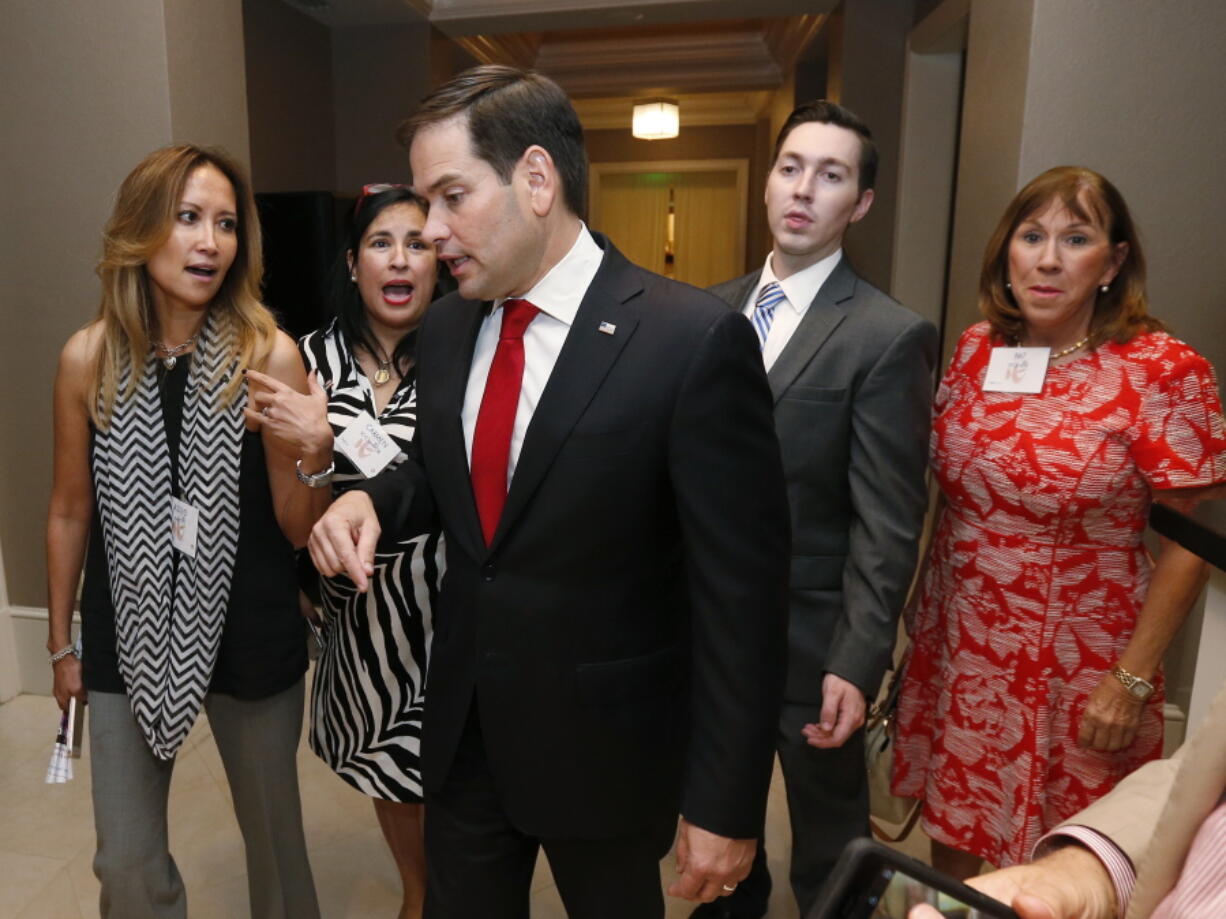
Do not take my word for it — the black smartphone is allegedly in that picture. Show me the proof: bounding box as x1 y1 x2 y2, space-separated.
807 838 1020 919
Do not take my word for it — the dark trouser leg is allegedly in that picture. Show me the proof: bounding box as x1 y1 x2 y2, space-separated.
777 700 869 916
423 704 535 919
206 678 321 919
542 817 673 919
88 691 186 919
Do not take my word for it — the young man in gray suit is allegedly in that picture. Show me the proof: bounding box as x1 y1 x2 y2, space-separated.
700 101 938 919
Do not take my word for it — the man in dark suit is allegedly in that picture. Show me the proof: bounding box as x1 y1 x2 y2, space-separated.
309 65 790 919
699 101 938 919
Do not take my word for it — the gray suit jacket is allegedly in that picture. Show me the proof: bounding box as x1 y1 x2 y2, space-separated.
710 258 938 702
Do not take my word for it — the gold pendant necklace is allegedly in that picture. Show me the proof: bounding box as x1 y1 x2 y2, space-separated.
373 360 392 386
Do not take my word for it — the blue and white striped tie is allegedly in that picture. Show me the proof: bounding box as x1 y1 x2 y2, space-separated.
751 282 786 350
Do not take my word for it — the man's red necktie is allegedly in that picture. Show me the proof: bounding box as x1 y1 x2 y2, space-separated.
470 298 540 546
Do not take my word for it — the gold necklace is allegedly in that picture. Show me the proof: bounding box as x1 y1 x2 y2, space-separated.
1049 336 1090 360
373 358 393 386
368 346 395 386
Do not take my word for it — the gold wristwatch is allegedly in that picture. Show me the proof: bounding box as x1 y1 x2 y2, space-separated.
1110 663 1155 701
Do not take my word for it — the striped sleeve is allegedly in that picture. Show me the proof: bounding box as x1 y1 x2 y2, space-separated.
1149 798 1226 919
1035 825 1135 916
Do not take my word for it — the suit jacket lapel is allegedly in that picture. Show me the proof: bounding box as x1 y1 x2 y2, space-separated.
766 257 858 404
723 273 759 317
430 298 487 558
488 241 641 552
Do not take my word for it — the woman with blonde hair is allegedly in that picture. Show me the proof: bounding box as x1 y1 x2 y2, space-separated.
892 166 1226 877
46 144 328 918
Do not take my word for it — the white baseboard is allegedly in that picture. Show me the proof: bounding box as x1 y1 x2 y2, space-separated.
0 606 19 703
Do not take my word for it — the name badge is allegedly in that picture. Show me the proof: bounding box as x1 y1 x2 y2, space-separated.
170 497 199 558
335 410 401 478
983 347 1050 393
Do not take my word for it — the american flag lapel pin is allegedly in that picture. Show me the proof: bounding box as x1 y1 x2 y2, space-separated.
598 321 617 335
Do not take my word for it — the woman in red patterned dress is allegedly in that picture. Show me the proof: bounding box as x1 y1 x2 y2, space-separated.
892 166 1226 877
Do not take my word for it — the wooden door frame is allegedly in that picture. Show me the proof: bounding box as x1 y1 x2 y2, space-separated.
588 159 750 277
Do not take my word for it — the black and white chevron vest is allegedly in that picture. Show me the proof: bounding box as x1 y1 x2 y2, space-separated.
92 311 243 760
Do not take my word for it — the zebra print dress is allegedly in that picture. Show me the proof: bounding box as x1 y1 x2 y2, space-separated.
299 320 444 801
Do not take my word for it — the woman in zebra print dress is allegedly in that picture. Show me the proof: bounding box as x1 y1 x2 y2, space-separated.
293 186 443 919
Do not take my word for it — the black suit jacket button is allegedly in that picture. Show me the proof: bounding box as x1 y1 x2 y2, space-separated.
482 564 496 581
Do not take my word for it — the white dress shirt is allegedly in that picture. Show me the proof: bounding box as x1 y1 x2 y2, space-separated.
461 223 604 481
742 249 843 371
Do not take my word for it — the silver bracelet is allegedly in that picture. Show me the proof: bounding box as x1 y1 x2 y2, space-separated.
296 458 335 488
48 644 78 665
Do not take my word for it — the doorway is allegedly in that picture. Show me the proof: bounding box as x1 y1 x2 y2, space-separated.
589 159 748 289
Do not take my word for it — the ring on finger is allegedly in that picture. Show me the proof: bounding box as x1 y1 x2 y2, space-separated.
721 884 737 893
261 405 272 418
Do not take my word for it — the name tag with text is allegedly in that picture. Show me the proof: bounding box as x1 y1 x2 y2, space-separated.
335 410 400 478
170 497 199 558
983 347 1049 393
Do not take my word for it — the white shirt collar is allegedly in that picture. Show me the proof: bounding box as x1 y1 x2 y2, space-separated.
493 222 603 327
755 248 843 316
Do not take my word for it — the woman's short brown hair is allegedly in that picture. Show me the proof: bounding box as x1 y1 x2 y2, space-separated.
979 165 1162 347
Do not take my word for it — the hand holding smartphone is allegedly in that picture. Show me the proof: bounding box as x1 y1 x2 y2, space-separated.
808 838 1019 919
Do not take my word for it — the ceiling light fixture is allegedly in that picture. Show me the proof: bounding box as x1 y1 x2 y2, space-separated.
632 99 679 140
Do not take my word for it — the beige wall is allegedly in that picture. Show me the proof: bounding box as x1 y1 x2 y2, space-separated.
941 0 1035 356
1017 0 1226 377
891 45 962 329
165 0 251 159
836 0 915 292
243 5 436 196
0 1 249 643
332 24 433 193
243 0 337 192
1 0 171 611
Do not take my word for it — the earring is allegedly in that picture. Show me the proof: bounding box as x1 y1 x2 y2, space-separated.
350 272 357 283
1005 282 1012 290
1099 284 1109 293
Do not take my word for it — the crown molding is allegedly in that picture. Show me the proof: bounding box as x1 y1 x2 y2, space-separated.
537 29 782 96
428 0 833 36
763 13 829 71
454 32 542 67
434 14 826 98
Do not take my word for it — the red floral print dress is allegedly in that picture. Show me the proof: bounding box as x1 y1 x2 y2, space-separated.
892 322 1226 867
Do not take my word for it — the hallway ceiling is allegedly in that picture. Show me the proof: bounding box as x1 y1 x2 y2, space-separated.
284 0 834 31
459 17 827 98
424 0 834 35
280 0 832 125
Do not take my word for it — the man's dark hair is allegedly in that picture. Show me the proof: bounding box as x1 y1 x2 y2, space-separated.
773 100 878 194
398 65 588 218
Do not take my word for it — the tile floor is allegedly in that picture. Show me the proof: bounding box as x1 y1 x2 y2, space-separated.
0 684 928 918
